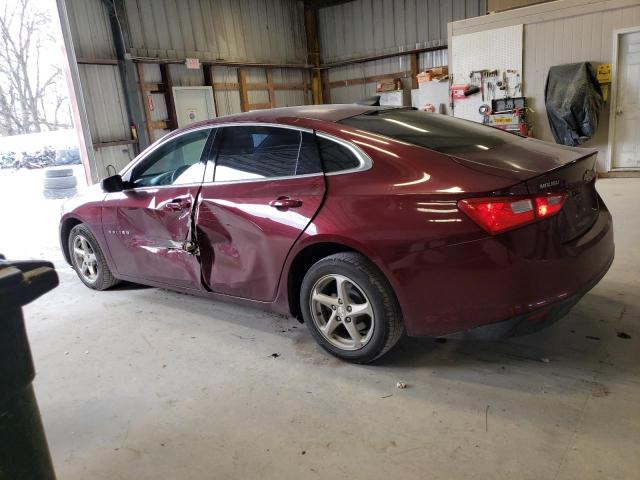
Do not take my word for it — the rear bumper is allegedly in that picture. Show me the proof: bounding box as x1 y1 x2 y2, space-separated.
400 202 614 337
449 250 613 339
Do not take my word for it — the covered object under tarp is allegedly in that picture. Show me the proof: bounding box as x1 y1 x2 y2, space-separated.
544 62 604 146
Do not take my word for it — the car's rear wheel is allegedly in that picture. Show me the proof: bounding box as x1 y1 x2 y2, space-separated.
68 224 119 290
300 252 404 363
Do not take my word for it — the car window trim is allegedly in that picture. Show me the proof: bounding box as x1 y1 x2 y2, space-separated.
315 131 372 176
205 124 372 185
120 125 216 184
118 123 372 190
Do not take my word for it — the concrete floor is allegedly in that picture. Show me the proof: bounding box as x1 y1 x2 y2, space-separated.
4 172 639 479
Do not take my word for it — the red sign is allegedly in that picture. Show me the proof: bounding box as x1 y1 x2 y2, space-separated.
185 58 200 70
451 84 470 99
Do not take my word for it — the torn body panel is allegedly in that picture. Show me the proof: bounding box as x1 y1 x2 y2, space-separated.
101 186 202 288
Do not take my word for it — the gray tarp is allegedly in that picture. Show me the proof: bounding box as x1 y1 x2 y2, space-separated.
544 62 604 146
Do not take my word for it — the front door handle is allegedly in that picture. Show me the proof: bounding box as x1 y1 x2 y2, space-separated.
164 197 192 211
269 197 303 209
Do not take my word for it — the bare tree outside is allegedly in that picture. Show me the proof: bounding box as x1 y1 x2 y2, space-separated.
0 0 71 136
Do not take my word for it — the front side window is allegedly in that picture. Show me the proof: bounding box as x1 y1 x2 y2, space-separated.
213 126 322 182
130 129 211 188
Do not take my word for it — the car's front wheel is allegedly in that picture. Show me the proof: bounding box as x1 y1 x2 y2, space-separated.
68 224 119 290
300 252 404 363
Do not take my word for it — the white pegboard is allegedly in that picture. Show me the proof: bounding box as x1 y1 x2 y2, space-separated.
451 24 523 122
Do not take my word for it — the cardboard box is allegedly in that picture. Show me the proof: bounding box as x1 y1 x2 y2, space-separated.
376 78 402 92
417 66 448 83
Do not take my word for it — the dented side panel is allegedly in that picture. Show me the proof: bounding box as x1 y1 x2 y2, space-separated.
196 175 325 302
101 186 203 288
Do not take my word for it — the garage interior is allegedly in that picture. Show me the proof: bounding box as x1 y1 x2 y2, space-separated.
3 0 640 478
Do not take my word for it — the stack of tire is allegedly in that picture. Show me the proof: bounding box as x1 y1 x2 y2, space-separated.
43 167 77 199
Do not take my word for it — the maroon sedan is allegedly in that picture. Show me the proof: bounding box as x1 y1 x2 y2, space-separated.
60 105 614 363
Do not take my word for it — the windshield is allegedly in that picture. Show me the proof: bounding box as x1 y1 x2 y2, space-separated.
339 109 519 154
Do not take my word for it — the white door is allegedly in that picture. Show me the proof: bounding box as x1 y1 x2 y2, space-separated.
173 87 216 128
613 30 640 170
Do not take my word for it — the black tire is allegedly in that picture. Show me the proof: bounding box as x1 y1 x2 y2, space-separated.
43 176 77 189
45 167 73 178
300 252 404 363
68 224 119 290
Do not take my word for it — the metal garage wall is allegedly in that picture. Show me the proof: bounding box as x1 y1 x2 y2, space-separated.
60 0 311 182
318 0 485 103
450 0 640 171
63 0 136 182
123 0 307 64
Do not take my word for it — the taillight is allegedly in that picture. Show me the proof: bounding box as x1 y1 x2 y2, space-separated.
458 193 566 235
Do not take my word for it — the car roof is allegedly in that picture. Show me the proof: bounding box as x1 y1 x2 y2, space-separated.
211 104 373 123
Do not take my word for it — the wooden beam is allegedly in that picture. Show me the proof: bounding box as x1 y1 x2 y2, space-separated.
203 65 218 117
213 82 240 90
92 139 136 149
136 62 155 142
328 70 412 89
410 52 419 89
320 44 447 70
266 69 276 108
77 58 118 65
132 57 309 69
247 102 272 110
150 120 169 130
302 75 309 105
160 64 177 130
238 68 249 112
321 69 331 103
212 81 307 91
304 6 323 104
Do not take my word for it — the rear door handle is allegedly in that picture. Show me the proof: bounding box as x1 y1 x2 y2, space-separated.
269 197 303 209
164 197 192 211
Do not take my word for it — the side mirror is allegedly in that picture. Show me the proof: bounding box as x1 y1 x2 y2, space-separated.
101 174 126 192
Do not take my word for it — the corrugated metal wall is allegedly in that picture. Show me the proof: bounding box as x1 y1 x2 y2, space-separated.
318 0 486 103
65 0 135 181
450 0 640 171
62 0 309 182
123 0 307 64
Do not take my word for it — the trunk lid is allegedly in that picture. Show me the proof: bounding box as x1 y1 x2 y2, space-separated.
525 152 599 242
449 137 599 242
448 136 594 181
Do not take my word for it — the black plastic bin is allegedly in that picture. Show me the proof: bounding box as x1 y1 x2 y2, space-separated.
0 255 58 480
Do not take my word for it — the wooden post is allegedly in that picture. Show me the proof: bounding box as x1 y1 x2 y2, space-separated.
410 52 419 90
203 64 218 116
238 68 249 112
160 63 177 130
266 68 276 108
304 6 323 104
321 69 331 104
136 62 155 142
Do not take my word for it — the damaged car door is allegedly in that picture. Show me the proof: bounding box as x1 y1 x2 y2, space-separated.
196 125 325 301
101 127 215 288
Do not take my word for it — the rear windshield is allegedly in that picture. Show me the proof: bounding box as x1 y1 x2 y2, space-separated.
339 109 517 154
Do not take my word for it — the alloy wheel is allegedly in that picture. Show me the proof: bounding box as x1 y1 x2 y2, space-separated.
72 234 99 283
309 274 375 350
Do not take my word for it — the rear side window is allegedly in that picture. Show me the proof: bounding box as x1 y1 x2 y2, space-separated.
339 109 513 154
317 137 361 173
212 126 323 181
